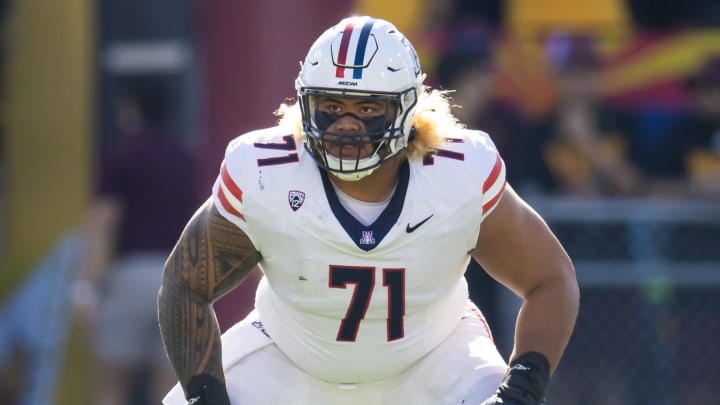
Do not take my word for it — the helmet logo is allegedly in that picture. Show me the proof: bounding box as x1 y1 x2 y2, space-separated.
332 18 378 79
288 190 306 211
400 35 421 77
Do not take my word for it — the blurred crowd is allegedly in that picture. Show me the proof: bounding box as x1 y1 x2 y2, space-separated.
421 0 720 202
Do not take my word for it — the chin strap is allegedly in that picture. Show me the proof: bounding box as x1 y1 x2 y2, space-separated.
330 166 377 181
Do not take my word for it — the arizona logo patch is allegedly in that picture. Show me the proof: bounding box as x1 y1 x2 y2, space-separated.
359 230 376 245
288 190 306 211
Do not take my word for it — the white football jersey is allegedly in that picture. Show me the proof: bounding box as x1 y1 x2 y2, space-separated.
212 126 506 384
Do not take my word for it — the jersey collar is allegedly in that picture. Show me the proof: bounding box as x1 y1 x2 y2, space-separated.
320 161 409 251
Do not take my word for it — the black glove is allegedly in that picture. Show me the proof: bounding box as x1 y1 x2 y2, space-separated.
482 352 550 405
186 374 231 405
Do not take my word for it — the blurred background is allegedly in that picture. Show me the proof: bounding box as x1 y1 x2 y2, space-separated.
1 0 719 404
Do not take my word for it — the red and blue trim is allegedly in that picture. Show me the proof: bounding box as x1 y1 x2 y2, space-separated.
335 18 377 79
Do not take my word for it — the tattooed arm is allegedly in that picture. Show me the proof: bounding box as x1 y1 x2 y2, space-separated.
158 197 261 402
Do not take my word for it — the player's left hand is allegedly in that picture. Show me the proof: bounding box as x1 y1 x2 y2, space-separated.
480 352 550 405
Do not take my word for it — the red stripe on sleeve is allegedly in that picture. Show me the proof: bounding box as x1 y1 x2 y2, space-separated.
467 304 494 341
335 22 354 78
482 180 506 215
483 153 503 193
216 186 245 221
220 160 243 203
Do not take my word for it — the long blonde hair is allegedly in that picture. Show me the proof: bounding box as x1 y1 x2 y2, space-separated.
274 86 464 160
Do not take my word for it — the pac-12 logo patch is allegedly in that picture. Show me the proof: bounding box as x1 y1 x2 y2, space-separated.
288 190 306 211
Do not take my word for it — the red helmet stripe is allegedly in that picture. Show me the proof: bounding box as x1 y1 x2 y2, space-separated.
335 22 354 78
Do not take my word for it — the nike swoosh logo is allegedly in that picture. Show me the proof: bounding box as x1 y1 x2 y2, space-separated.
406 214 433 233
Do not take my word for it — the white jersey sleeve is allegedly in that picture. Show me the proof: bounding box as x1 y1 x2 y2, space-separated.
214 158 247 225
211 128 304 251
472 131 507 219
212 135 252 228
420 128 507 219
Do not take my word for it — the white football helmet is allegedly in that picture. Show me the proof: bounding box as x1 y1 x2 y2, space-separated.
296 16 425 181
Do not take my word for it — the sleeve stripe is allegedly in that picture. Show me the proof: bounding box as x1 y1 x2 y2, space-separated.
483 153 503 193
217 185 245 221
482 180 506 215
481 153 507 216
220 160 243 203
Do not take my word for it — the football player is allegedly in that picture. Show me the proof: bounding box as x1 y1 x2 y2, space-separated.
159 16 579 405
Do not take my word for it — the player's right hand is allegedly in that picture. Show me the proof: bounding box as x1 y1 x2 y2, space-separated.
185 374 231 405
